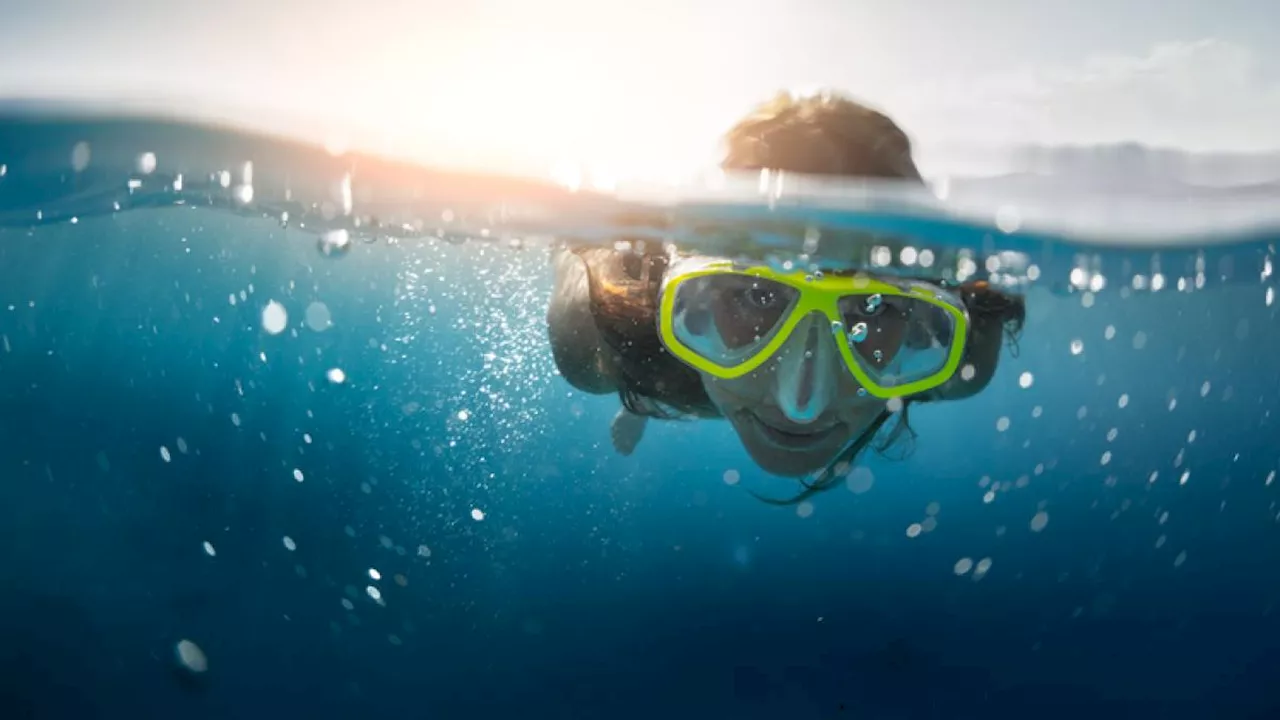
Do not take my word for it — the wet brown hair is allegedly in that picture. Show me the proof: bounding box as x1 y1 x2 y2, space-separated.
567 91 1026 499
722 90 924 181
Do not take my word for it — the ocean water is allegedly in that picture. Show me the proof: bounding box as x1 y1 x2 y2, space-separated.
1 108 1279 719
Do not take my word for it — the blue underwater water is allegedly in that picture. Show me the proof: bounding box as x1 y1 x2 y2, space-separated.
2 110 1280 719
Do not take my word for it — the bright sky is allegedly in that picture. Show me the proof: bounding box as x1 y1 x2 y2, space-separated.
2 0 1278 179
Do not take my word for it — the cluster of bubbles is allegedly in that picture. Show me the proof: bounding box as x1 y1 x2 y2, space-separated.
33 138 1279 651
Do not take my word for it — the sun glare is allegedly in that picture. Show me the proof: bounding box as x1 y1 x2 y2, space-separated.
314 40 719 188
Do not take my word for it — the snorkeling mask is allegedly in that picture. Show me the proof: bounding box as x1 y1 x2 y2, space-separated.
657 258 969 399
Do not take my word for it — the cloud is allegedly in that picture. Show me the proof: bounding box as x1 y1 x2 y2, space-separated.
891 38 1280 156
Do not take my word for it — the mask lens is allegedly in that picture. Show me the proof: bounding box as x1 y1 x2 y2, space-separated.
670 274 799 367
838 293 956 388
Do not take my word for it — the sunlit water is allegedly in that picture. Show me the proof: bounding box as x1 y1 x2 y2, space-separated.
2 107 1280 719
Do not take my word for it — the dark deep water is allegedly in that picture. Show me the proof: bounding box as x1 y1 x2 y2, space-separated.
2 112 1280 719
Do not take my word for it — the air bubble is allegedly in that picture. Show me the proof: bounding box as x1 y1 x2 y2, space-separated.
305 301 333 332
175 639 208 673
318 229 352 257
849 322 868 343
1030 511 1049 532
995 206 1021 233
846 466 874 494
71 142 91 172
261 301 288 335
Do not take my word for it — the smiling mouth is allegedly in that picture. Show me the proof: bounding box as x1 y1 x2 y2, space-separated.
747 414 843 449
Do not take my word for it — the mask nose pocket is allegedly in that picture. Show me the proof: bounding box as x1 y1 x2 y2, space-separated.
775 314 837 424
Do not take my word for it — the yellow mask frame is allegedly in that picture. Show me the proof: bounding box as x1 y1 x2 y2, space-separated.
657 259 970 399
